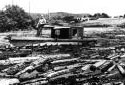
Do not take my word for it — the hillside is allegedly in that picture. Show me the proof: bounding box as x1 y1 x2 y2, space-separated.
30 12 91 19
82 18 125 27
49 12 90 17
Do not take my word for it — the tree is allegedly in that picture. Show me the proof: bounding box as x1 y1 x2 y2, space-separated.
123 14 125 18
93 13 110 19
93 13 102 19
63 16 75 23
62 16 80 23
101 13 110 18
0 11 8 32
1 5 34 31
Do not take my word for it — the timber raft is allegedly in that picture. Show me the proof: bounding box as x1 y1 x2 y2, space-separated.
9 36 98 46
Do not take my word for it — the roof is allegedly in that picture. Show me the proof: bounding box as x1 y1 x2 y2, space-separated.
54 26 83 29
54 26 70 29
43 25 54 28
43 24 83 29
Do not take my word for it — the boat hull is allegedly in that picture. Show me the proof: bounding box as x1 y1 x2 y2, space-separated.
9 37 97 46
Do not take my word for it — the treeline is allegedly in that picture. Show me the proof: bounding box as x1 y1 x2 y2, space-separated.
48 13 111 25
0 5 35 32
92 13 110 19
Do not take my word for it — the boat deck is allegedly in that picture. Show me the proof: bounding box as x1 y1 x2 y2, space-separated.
10 36 98 42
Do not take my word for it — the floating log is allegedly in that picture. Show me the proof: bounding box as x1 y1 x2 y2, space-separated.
15 58 52 76
44 65 80 79
40 54 71 61
54 63 82 71
48 73 77 84
45 69 71 78
2 62 30 75
51 58 79 66
117 65 125 76
21 79 48 85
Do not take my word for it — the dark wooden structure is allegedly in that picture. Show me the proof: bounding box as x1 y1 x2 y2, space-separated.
41 25 84 39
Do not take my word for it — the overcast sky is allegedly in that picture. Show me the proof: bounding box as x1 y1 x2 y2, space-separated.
0 0 125 16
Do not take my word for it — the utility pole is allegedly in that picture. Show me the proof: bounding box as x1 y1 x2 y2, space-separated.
29 0 30 15
48 9 50 20
48 9 50 23
12 0 14 5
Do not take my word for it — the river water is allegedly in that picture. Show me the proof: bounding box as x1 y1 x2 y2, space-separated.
84 27 115 34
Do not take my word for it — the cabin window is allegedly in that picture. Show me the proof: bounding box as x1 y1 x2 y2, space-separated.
72 29 77 36
55 30 60 36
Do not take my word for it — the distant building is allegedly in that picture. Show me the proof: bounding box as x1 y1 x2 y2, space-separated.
77 17 90 22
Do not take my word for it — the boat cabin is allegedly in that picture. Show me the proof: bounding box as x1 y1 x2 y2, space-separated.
40 25 84 39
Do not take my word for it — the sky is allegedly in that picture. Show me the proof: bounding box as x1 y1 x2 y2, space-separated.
0 0 125 17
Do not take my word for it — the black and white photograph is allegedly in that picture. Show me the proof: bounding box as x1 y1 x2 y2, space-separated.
0 0 125 84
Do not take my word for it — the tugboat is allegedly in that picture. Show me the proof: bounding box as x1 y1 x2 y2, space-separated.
9 25 98 47
8 15 97 47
